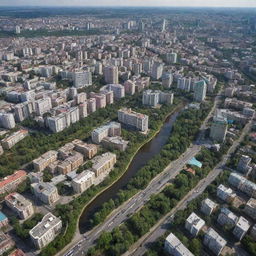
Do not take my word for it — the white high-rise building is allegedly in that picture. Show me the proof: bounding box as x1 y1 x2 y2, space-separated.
35 97 52 116
143 90 159 107
118 108 148 132
103 66 119 84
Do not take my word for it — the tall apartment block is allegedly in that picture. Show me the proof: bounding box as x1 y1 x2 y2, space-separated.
118 108 149 132
194 80 207 102
103 66 119 84
73 71 92 87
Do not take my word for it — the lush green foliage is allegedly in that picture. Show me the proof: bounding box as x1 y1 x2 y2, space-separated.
11 213 43 239
89 102 213 228
39 98 181 256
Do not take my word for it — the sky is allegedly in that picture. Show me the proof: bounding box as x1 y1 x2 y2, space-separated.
0 0 256 7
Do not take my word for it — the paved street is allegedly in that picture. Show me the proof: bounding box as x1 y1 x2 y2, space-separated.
61 91 223 256
127 120 252 256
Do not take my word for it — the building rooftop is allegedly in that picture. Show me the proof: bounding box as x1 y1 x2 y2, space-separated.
29 213 61 239
165 233 194 256
206 228 226 247
5 192 32 210
186 212 205 229
92 152 116 171
0 170 27 189
73 170 95 184
31 182 57 196
235 216 250 231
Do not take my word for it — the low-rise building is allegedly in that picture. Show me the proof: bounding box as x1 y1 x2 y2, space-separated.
237 155 252 176
0 232 15 255
101 136 129 151
73 139 97 159
91 122 121 144
164 232 194 256
233 216 250 241
216 184 236 203
31 182 59 205
201 198 218 216
29 213 62 249
185 212 205 237
217 207 238 227
8 249 26 256
244 198 256 220
203 228 226 256
0 170 27 194
228 172 256 198
251 224 256 240
33 150 58 172
72 170 95 193
5 193 34 220
92 152 116 177
1 129 28 150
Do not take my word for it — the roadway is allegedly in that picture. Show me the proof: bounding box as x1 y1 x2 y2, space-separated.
63 90 223 256
126 120 252 256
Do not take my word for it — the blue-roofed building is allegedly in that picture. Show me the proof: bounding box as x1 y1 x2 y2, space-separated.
188 157 202 168
0 211 8 227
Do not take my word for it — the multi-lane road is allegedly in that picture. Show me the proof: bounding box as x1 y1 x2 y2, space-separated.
127 120 252 256
62 91 223 256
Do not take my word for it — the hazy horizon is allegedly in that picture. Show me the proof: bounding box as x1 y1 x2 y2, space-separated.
1 0 256 8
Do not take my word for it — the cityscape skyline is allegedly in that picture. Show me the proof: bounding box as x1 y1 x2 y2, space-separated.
0 0 256 7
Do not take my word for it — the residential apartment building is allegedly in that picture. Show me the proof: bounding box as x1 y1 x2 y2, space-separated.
201 198 218 216
0 113 15 129
104 66 119 84
0 170 27 194
233 216 250 241
73 71 92 87
228 172 256 198
91 122 121 144
164 233 194 256
101 84 125 99
185 212 205 237
0 232 15 255
102 136 128 152
5 192 34 220
1 129 28 150
35 97 52 116
210 116 228 143
203 228 226 256
91 152 116 177
244 198 256 220
73 139 97 159
217 207 238 227
194 80 207 102
29 213 62 249
31 182 59 205
217 184 236 203
33 150 58 172
72 170 95 193
118 108 149 132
